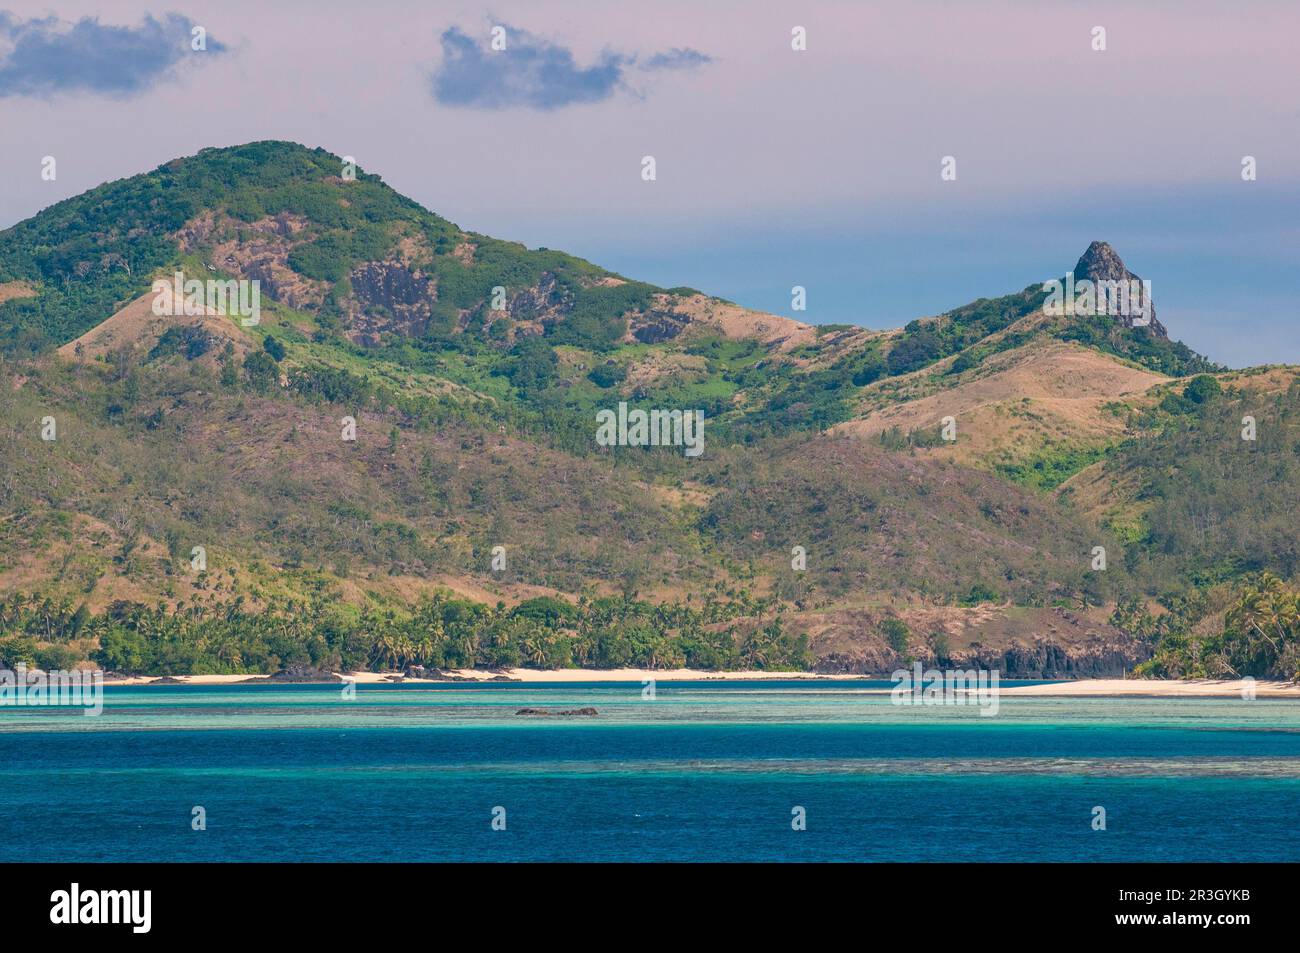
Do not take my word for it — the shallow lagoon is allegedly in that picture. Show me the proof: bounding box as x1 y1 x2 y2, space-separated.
4 680 1297 861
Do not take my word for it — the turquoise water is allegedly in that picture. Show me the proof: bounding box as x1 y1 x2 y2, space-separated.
4 680 1299 861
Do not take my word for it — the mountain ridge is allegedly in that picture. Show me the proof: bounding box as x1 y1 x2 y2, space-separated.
1 141 1294 681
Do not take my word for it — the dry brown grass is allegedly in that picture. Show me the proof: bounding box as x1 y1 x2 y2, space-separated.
834 340 1168 467
56 288 254 363
621 349 709 394
658 294 818 351
0 280 36 305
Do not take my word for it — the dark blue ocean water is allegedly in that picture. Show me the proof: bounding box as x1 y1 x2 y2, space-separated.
4 680 1298 861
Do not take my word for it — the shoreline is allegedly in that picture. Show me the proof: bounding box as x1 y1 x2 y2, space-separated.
102 668 863 687
994 678 1300 698
98 670 1300 696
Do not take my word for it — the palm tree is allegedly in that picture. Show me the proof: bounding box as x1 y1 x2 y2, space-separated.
415 637 435 667
1223 573 1300 677
369 632 399 670
521 633 548 667
393 635 415 669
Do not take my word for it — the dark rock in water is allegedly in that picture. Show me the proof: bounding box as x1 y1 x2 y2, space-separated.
258 664 344 683
515 707 598 717
149 676 184 684
1071 240 1166 337
405 668 453 681
422 670 477 682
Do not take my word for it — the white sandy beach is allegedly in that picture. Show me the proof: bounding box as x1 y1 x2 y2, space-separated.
105 668 860 686
99 670 1300 696
996 678 1300 698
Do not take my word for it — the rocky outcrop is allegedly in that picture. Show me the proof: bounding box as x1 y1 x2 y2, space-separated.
814 636 1149 678
803 604 1151 678
346 261 438 341
242 664 344 683
515 707 599 716
1071 240 1166 337
630 307 690 344
500 271 575 330
957 637 1150 678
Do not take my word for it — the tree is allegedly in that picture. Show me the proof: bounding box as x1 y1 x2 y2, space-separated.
242 351 279 394
850 352 886 386
881 617 910 655
886 329 943 376
219 342 239 388
947 351 978 376
1183 374 1222 405
587 362 625 388
1219 573 1300 678
94 628 149 673
500 336 557 394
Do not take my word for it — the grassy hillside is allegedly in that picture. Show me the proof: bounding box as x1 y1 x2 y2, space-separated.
1070 369 1300 590
0 346 1119 631
1 141 1295 678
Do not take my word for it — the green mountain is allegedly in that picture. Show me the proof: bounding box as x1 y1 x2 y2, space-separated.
1 140 1295 680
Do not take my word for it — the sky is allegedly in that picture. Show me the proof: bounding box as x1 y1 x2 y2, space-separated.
0 0 1297 367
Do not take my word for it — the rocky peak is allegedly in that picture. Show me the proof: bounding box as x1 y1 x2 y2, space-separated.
1070 241 1166 337
1073 240 1127 280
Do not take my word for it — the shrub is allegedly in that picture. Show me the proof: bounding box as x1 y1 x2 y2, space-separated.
886 329 943 376
242 351 280 393
588 362 626 388
881 616 910 653
1183 374 1222 405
